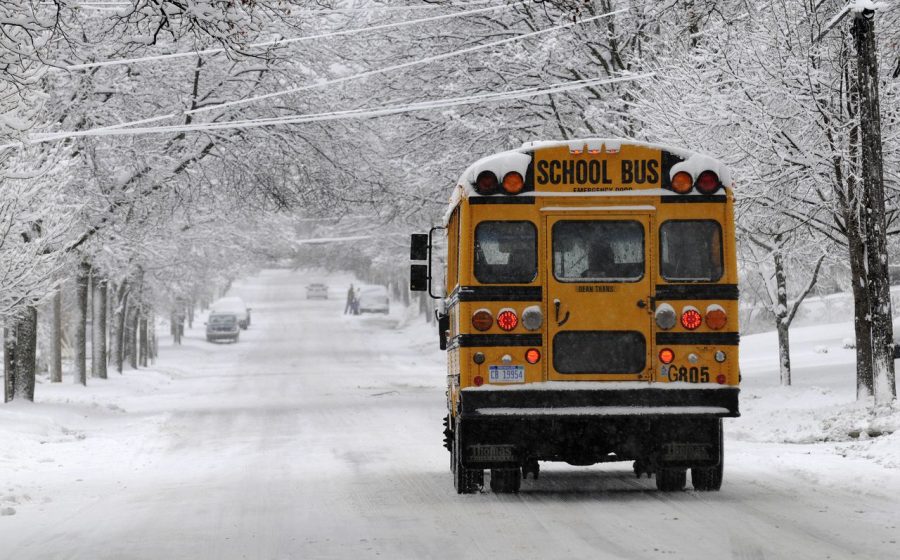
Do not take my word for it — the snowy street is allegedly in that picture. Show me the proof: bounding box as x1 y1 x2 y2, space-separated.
1 269 897 559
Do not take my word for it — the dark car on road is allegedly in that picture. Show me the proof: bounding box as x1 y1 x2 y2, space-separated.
206 312 241 343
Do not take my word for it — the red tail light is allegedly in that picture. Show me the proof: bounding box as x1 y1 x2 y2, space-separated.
681 308 702 330
497 309 518 331
696 170 721 194
525 348 541 364
473 375 484 386
475 171 499 195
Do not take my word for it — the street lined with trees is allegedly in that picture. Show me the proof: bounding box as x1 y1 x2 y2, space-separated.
1 2 897 407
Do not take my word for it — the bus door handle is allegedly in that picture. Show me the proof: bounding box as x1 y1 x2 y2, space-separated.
554 298 570 327
637 297 655 312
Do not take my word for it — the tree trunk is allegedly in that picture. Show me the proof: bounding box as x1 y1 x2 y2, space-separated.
148 312 157 361
4 326 15 402
187 302 194 329
139 314 148 367
92 277 108 379
51 290 63 383
853 12 896 404
12 307 37 401
111 283 129 374
127 307 139 369
773 249 791 386
74 262 90 386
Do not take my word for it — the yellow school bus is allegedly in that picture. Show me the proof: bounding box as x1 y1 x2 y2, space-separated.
410 139 739 494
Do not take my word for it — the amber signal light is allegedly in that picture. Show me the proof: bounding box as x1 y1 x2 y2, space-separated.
472 310 493 331
502 172 525 194
706 306 727 330
525 348 541 364
671 171 693 194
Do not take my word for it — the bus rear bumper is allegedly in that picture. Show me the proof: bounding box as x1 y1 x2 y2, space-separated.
456 385 738 470
461 384 739 417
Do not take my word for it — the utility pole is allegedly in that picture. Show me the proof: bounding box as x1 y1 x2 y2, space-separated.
818 3 896 403
853 9 895 403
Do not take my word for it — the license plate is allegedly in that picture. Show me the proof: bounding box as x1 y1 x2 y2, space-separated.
663 443 712 461
489 365 525 383
468 445 516 463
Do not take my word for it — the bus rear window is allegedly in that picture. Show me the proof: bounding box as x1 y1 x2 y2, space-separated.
474 221 537 283
660 220 723 281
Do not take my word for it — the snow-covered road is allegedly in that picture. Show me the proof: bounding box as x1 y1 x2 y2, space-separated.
2 269 899 559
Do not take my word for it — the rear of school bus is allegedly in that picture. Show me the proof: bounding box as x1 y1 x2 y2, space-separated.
414 139 740 494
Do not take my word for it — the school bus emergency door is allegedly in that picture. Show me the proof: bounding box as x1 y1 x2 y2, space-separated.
545 212 653 381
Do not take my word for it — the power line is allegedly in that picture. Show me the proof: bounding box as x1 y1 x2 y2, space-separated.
63 1 525 71
57 0 503 13
184 9 625 117
14 74 651 146
42 8 623 141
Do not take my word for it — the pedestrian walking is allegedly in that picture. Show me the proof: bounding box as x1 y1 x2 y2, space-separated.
173 309 185 345
344 283 355 314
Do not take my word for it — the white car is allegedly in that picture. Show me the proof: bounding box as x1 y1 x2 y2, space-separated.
211 297 251 329
306 283 329 300
357 285 390 314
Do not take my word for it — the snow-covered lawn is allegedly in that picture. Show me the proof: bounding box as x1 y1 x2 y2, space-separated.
738 323 900 469
1 269 898 559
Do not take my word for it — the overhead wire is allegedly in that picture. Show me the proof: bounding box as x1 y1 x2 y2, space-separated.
63 1 526 71
183 9 624 117
38 8 623 140
17 73 653 145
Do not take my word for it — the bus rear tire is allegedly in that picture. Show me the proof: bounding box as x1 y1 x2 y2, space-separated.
692 463 723 491
656 468 686 492
490 468 521 494
693 419 724 491
452 428 482 494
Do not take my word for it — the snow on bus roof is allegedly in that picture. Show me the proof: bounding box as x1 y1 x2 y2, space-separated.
444 138 733 222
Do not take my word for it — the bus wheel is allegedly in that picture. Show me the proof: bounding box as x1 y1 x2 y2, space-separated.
453 430 482 494
693 420 724 491
656 468 686 492
490 469 521 494
692 462 723 491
